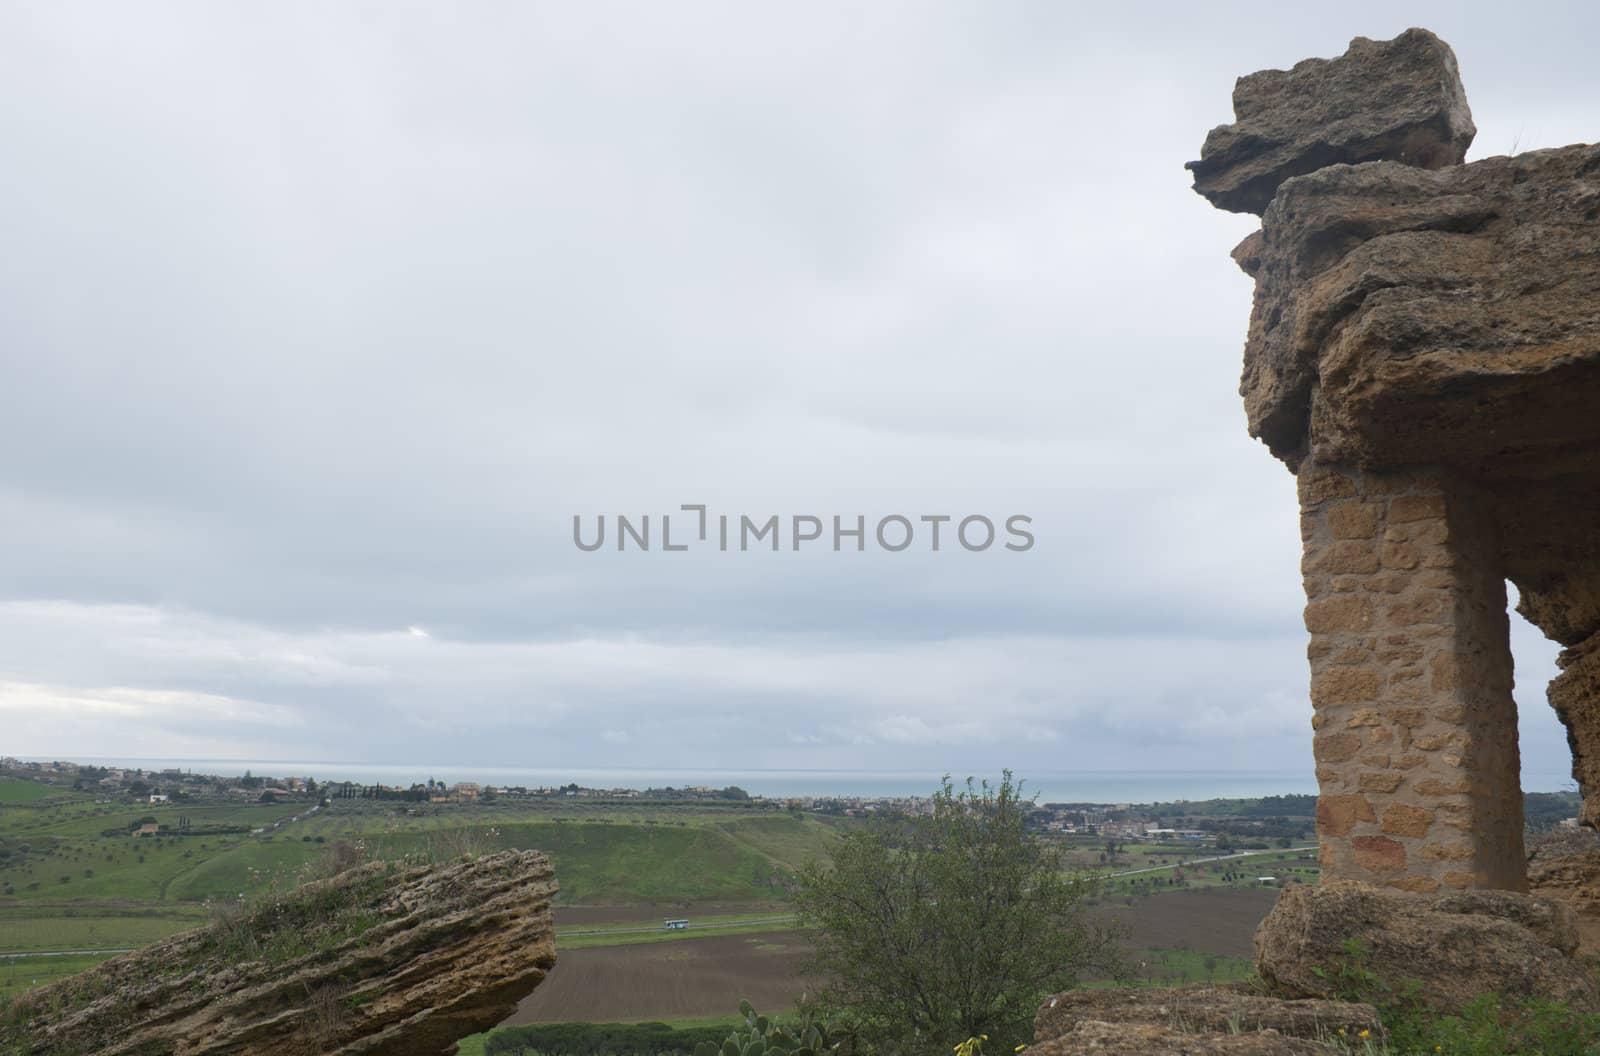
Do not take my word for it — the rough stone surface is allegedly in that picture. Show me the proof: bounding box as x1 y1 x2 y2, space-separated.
0 850 558 1056
1034 986 1381 1044
1238 145 1600 475
1255 881 1599 1016
1299 463 1524 891
1529 829 1600 959
1195 27 1600 893
1029 1021 1340 1055
1554 633 1600 826
1187 29 1474 214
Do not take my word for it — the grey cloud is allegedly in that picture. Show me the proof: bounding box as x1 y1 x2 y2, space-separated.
1 1 1593 783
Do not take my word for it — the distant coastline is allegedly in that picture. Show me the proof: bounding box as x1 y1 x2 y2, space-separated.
16 757 1579 803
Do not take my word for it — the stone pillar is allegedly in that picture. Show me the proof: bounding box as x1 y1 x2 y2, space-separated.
1299 462 1525 893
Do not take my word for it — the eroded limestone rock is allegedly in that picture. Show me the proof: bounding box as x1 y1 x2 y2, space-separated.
1255 881 1599 1016
1033 985 1381 1043
0 850 558 1056
1188 29 1475 215
1030 1021 1340 1055
1529 829 1600 959
1238 145 1600 474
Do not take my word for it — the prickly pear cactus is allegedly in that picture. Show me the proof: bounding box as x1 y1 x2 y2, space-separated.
694 1002 841 1056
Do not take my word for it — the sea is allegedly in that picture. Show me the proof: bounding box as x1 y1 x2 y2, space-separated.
27 760 1581 803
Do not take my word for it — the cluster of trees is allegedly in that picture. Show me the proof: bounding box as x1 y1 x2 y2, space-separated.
1524 791 1583 831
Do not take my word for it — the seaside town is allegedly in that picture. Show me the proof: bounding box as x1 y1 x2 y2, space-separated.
1 757 1322 843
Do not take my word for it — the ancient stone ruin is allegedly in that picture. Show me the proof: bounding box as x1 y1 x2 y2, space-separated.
0 850 558 1055
1190 28 1600 894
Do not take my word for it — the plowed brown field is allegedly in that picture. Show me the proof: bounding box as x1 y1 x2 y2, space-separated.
507 931 818 1023
512 888 1278 1023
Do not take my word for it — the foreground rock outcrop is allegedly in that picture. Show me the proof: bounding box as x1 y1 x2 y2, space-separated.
1255 880 1600 1016
1030 985 1373 1055
0 850 557 1055
1529 829 1600 959
1030 1022 1339 1055
1193 27 1600 892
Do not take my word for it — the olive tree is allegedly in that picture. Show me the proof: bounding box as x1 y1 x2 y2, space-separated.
793 773 1122 1053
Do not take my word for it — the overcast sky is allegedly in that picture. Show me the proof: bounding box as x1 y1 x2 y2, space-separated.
2 2 1594 787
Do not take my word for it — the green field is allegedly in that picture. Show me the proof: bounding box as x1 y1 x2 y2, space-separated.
0 954 112 1004
557 917 800 951
0 780 56 806
1100 847 1319 898
0 786 848 1001
0 912 199 952
1100 947 1254 988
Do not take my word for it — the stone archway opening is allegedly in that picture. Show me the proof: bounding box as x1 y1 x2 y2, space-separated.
1509 582 1574 804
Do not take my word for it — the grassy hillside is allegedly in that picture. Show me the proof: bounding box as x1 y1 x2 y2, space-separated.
0 781 56 806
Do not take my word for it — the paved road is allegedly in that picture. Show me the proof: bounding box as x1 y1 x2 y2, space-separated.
560 915 798 938
1104 846 1318 879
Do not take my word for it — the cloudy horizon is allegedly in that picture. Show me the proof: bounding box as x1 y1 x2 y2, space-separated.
3 3 1594 789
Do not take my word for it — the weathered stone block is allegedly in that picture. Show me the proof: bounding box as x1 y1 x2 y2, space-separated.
1317 793 1376 836
1415 776 1472 796
1310 668 1381 706
1328 502 1382 539
1359 771 1404 793
1421 842 1475 862
1313 731 1363 763
1305 595 1375 634
1384 594 1449 625
1351 835 1407 873
1388 495 1448 522
1300 471 1358 505
1187 28 1474 215
1381 803 1435 837
1379 542 1422 571
1386 706 1427 728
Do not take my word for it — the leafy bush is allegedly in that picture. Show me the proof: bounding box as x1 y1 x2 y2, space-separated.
794 773 1121 1054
